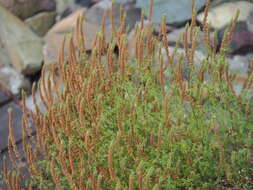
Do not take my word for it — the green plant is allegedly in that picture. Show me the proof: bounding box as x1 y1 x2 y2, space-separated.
4 0 253 189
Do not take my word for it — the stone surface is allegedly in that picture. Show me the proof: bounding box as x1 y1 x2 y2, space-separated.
162 47 206 81
25 11 56 37
0 137 38 190
197 1 253 29
246 10 253 32
0 91 10 106
0 66 31 95
0 102 35 151
136 0 206 25
228 54 253 95
75 0 93 7
166 27 214 53
56 0 75 16
0 6 44 75
0 0 56 20
0 38 31 95
55 0 93 20
228 54 252 78
0 38 11 66
116 0 136 4
210 0 253 8
218 22 253 55
44 8 112 65
43 8 85 66
26 90 47 113
85 0 141 30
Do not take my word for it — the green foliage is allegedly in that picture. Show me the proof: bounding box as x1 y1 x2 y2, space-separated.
32 51 252 189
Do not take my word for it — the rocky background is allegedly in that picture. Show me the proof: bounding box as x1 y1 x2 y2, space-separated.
0 0 253 189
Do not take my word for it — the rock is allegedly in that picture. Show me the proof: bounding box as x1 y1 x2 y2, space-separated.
246 10 253 32
43 8 84 66
75 0 93 7
55 0 93 20
0 141 30 190
228 54 252 78
0 102 35 151
25 11 56 37
162 47 206 79
228 54 253 95
197 1 253 29
166 27 214 52
115 0 136 4
0 137 37 190
44 8 112 65
25 89 47 113
135 0 206 25
0 0 56 20
85 0 141 30
0 91 10 106
0 6 44 75
55 0 75 16
0 24 31 95
0 37 11 66
0 65 31 95
209 0 253 8
218 21 253 55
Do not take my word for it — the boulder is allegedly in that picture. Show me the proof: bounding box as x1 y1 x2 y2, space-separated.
55 0 92 20
166 26 214 53
0 65 31 95
135 0 206 25
85 0 141 30
0 138 37 190
25 11 56 37
43 8 112 66
0 6 43 75
0 91 10 106
0 102 35 152
246 10 253 32
218 22 253 55
228 54 253 95
55 0 75 16
197 1 253 29
0 0 56 20
0 36 31 95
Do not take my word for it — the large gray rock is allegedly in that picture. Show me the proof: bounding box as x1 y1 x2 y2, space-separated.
136 0 206 25
0 39 31 95
43 8 114 65
0 0 56 19
0 141 30 190
218 21 253 55
247 10 253 32
25 11 56 37
56 0 75 16
75 0 93 7
0 102 35 152
0 6 44 75
0 65 31 95
0 137 38 190
197 1 253 29
86 0 141 30
228 54 253 95
210 0 253 8
0 91 10 106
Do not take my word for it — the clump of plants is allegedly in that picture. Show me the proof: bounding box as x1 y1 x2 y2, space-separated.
3 0 253 189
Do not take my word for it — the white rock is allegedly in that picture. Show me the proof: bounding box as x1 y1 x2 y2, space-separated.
0 6 44 75
197 1 253 29
0 66 31 95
